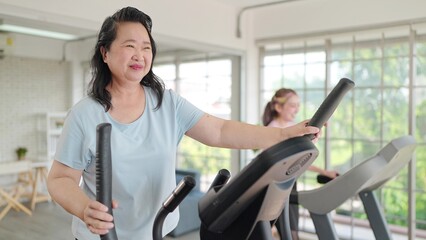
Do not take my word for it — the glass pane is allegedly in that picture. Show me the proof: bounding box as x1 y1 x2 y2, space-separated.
206 76 231 119
306 51 325 64
416 55 426 86
416 143 426 189
331 46 352 61
353 88 381 140
416 191 426 231
329 92 353 139
178 137 231 191
330 61 353 85
263 55 282 66
353 60 381 87
384 42 409 57
416 41 426 56
263 65 283 91
283 53 304 64
178 137 210 169
179 77 208 109
382 186 409 227
415 88 426 144
329 139 353 172
383 57 409 86
384 166 408 190
153 64 176 90
283 64 304 88
354 43 382 59
180 62 206 78
382 88 409 141
304 89 325 120
352 140 382 166
335 198 368 235
163 79 175 90
306 62 325 88
312 139 325 174
180 76 231 118
153 64 176 80
207 59 231 76
176 57 232 192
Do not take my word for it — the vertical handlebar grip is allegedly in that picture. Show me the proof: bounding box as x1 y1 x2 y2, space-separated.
95 123 118 240
307 78 355 139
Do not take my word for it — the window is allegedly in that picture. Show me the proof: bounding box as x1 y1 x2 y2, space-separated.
154 56 235 191
260 27 426 239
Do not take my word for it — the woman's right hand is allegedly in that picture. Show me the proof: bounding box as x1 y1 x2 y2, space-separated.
83 199 118 235
283 119 321 142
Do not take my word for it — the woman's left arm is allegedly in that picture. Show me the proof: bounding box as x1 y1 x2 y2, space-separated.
186 114 319 150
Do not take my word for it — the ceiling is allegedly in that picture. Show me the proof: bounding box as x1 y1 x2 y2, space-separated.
214 0 292 8
0 0 298 54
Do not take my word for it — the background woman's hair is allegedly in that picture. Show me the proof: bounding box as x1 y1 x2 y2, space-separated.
88 6 164 111
262 88 297 126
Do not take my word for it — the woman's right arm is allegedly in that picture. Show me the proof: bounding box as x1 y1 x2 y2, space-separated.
47 160 114 235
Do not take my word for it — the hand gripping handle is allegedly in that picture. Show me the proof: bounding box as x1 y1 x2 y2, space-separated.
95 123 118 240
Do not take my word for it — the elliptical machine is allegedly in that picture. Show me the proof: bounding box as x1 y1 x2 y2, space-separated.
197 78 354 240
96 78 355 240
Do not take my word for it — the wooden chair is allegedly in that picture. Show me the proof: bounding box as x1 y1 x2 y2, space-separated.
30 161 52 210
0 160 33 220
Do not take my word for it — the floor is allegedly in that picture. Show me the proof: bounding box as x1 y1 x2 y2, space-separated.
0 201 318 240
2 201 412 240
0 201 74 240
0 201 203 240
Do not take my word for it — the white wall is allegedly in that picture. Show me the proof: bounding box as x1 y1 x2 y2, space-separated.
0 0 246 54
2 33 64 60
249 0 426 40
0 56 70 161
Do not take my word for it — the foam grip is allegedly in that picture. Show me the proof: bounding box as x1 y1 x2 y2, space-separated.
316 173 339 184
163 175 196 212
307 78 355 139
95 123 118 240
208 169 231 192
153 176 196 240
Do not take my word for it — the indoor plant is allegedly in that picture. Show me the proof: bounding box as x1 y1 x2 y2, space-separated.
16 147 28 160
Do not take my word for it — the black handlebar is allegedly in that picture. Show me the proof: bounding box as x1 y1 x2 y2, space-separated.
95 123 118 240
153 176 196 240
95 122 196 240
208 169 231 192
306 78 355 139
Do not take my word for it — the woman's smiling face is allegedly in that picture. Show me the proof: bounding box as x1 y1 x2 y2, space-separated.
276 94 300 123
102 21 153 84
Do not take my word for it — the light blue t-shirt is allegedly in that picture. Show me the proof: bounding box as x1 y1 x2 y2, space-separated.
54 88 204 240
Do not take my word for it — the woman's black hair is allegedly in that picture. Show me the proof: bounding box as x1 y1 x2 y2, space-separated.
88 6 164 111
